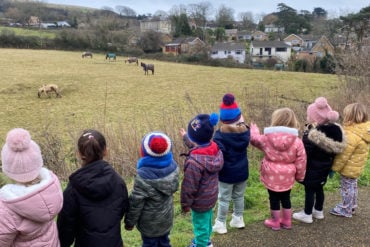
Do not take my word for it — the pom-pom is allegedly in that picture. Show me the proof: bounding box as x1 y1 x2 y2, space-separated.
327 110 339 122
222 93 235 106
209 113 219 126
6 128 31 152
315 97 328 109
149 136 168 154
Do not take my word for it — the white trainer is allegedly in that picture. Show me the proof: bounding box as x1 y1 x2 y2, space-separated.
229 214 245 228
212 220 227 234
292 210 313 223
312 208 324 219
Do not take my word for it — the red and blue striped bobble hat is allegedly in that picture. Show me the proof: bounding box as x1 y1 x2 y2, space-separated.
220 93 241 124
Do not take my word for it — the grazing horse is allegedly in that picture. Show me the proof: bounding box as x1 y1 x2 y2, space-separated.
125 57 139 65
106 53 116 61
141 62 154 75
38 84 61 98
82 51 93 58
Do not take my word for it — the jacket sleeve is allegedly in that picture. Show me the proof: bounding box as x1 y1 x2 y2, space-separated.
250 123 266 150
180 159 202 211
332 134 356 172
124 177 146 228
294 139 307 182
57 184 78 247
0 203 17 247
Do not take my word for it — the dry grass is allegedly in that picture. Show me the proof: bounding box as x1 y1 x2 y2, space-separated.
0 48 340 177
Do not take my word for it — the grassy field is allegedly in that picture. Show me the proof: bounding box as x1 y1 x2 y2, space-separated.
0 26 57 39
0 48 359 246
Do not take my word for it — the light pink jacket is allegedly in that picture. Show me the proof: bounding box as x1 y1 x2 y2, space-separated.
0 168 63 247
250 124 307 192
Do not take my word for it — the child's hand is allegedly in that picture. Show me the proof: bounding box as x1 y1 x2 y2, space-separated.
181 207 190 215
179 128 186 137
125 225 134 231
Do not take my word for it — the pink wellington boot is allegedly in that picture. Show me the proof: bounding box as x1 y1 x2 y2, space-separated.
264 210 280 230
280 208 292 229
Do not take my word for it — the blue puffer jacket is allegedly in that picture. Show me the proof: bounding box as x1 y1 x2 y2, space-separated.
213 123 250 183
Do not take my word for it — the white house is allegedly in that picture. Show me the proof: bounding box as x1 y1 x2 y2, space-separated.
210 42 246 63
140 19 172 34
250 41 291 63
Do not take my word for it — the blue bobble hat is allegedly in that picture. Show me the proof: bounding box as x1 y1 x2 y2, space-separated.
220 93 241 124
187 113 219 145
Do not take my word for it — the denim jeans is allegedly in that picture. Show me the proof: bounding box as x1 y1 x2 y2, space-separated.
141 232 171 247
216 180 247 222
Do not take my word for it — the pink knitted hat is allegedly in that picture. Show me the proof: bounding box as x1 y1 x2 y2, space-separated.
1 128 43 183
307 97 339 124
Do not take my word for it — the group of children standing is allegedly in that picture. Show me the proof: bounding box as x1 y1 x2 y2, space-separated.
0 94 368 247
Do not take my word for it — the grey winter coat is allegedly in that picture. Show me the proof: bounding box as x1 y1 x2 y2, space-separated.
124 161 179 237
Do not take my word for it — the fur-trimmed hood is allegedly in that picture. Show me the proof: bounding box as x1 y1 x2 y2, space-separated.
308 123 346 154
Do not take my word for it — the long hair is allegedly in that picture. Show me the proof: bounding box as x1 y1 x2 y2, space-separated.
342 103 368 126
271 107 300 129
77 129 106 166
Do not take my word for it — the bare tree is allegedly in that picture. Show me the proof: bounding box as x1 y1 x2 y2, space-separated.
215 4 235 29
115 5 136 17
187 2 213 27
238 11 255 30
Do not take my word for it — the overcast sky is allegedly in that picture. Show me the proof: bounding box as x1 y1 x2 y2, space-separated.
45 0 369 19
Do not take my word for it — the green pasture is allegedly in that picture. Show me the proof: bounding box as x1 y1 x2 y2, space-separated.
1 48 364 247
0 26 57 39
0 48 339 142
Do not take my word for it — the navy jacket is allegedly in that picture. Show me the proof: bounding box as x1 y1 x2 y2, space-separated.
57 160 129 247
213 123 250 183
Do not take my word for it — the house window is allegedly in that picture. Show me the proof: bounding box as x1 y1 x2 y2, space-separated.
276 47 287 52
224 51 227 55
228 50 231 54
212 51 218 55
236 50 242 54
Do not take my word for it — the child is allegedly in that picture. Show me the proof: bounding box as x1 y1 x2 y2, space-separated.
293 97 346 223
212 93 250 234
0 128 63 246
330 103 369 217
124 132 179 247
57 129 129 247
250 108 307 231
180 113 224 247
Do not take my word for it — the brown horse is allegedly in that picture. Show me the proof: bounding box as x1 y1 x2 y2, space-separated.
82 51 93 58
125 57 138 65
38 84 61 98
141 62 154 75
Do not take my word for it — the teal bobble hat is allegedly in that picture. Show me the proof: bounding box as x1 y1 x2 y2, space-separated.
187 113 219 145
220 93 241 124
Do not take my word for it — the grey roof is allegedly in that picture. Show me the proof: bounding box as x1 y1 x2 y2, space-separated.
252 41 290 48
211 42 245 51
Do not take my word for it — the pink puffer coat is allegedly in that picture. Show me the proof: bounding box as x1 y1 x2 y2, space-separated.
251 124 307 192
0 168 63 247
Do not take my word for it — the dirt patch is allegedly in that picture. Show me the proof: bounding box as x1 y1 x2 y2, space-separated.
213 187 370 247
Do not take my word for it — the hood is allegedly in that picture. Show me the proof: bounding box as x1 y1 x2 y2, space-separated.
69 160 118 200
216 126 250 151
308 123 346 154
190 141 224 174
264 126 299 152
0 168 63 222
346 121 370 144
137 162 179 196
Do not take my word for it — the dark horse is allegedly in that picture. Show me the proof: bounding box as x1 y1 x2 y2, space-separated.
125 57 139 65
141 62 154 75
82 51 93 58
106 53 116 61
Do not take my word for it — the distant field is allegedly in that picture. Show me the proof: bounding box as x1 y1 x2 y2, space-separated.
0 48 339 143
0 26 57 39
